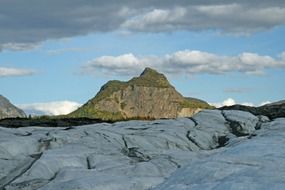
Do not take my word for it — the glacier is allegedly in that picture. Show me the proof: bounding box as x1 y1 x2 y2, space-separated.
0 110 284 190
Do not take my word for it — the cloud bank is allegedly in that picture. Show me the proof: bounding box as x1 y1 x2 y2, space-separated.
18 101 81 116
121 4 285 34
1 0 285 50
82 50 285 76
0 67 35 77
210 98 270 108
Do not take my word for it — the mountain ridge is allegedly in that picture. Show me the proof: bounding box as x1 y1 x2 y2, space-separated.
219 100 285 120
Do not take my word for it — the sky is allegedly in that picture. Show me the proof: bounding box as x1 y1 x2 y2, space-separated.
0 0 285 115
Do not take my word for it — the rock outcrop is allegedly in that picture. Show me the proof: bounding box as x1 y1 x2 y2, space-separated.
0 95 26 119
69 68 212 120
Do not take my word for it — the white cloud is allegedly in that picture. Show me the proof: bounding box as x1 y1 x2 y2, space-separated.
0 43 40 51
0 67 36 77
82 50 285 76
122 7 187 32
211 98 236 107
223 98 236 106
18 101 82 116
121 4 285 34
259 101 271 106
210 98 268 108
82 53 161 76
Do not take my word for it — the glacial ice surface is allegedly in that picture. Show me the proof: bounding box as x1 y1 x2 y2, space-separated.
0 110 284 190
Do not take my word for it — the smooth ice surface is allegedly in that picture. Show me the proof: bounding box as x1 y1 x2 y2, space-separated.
0 110 284 190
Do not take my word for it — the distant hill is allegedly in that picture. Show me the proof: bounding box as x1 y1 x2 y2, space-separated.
0 95 26 119
219 100 285 120
69 67 213 120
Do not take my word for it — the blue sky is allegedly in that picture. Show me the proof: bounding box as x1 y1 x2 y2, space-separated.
0 0 285 115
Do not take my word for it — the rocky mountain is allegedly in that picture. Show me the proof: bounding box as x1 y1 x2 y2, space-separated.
219 100 285 120
0 109 284 190
0 95 26 119
69 68 212 120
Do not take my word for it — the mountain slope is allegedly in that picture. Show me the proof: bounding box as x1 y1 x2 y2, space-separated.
69 68 212 120
0 95 26 119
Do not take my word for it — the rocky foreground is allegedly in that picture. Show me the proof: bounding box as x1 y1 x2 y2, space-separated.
0 109 284 190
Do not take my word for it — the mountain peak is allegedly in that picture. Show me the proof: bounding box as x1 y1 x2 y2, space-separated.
69 68 212 120
129 67 170 88
140 67 160 76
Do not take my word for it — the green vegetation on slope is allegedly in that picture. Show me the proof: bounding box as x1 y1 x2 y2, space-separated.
95 68 171 95
94 68 171 104
180 97 214 109
69 103 124 121
128 67 171 88
93 80 127 103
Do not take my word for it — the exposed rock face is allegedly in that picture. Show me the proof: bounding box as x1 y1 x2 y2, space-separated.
0 109 284 190
219 100 285 120
70 68 212 120
0 95 26 119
